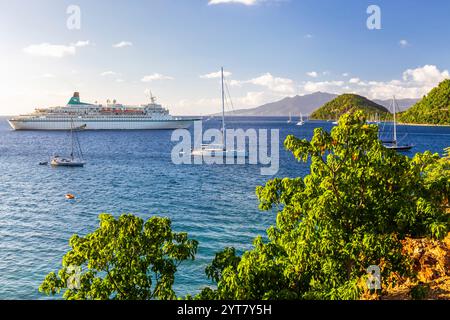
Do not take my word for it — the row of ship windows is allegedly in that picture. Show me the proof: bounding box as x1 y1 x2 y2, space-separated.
17 119 181 122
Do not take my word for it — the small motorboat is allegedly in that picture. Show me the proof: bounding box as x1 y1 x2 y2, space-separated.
65 193 75 200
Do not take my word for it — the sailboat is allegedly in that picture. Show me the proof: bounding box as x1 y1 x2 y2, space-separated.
332 110 339 125
383 96 414 151
51 118 86 167
296 112 305 126
287 112 292 124
367 112 380 124
191 67 248 158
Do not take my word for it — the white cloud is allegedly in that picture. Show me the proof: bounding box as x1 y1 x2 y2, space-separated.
41 73 56 78
23 43 76 58
30 73 56 80
208 0 258 5
402 65 449 84
306 71 318 78
304 34 313 39
228 79 242 87
399 39 409 48
100 71 117 76
175 91 279 114
141 73 174 82
236 91 268 106
72 40 90 47
173 65 448 115
23 40 90 58
245 73 295 94
300 65 449 100
200 70 232 79
113 41 133 48
180 64 449 115
303 80 345 93
116 79 125 83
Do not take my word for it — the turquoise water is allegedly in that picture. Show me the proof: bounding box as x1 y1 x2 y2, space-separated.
0 116 448 299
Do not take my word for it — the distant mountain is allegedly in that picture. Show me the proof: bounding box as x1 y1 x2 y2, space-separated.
211 92 418 116
310 94 390 120
214 92 337 116
374 98 420 112
399 79 450 125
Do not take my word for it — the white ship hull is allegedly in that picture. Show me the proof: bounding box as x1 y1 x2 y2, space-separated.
8 119 196 130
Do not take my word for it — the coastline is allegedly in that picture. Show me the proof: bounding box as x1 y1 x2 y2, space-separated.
398 122 450 127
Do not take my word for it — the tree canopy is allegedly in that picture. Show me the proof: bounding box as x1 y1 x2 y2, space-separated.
40 111 449 300
400 79 450 125
197 111 449 300
310 94 390 120
39 214 198 300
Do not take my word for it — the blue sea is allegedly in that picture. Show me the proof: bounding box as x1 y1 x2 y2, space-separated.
0 116 449 299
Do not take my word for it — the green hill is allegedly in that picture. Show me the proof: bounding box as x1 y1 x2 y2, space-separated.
310 93 390 120
399 79 450 125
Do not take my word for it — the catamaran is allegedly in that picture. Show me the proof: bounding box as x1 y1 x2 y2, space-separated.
190 67 248 158
50 119 85 167
382 96 414 151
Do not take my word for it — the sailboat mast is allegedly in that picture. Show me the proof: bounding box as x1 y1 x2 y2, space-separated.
393 96 397 144
221 67 226 148
70 118 74 160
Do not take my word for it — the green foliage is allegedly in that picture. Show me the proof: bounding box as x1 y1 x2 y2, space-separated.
205 247 241 283
39 214 198 300
310 93 390 120
410 283 430 300
199 111 450 300
399 79 450 125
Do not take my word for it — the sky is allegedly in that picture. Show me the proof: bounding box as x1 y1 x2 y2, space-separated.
1 0 450 115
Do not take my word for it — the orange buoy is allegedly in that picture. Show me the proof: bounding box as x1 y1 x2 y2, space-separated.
65 194 75 200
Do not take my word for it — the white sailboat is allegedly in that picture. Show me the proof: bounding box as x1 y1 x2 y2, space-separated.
296 112 305 126
287 112 292 124
191 67 248 158
367 112 380 124
383 96 414 151
51 118 86 167
332 110 338 125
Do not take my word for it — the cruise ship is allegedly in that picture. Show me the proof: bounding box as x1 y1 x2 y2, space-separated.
8 92 199 130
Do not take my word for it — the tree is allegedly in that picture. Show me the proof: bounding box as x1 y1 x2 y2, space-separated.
399 79 450 125
39 214 198 300
199 111 449 300
310 93 390 120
